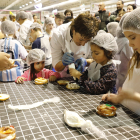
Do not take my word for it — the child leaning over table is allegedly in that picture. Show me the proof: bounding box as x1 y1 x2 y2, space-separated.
0 20 27 82
69 32 118 94
102 8 140 115
15 49 61 84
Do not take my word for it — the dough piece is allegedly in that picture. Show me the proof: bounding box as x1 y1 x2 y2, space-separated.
66 83 80 90
0 126 16 140
34 77 48 85
0 94 10 101
9 59 15 65
96 104 116 117
57 80 69 85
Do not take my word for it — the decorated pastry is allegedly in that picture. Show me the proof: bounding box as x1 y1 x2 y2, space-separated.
34 77 48 85
57 80 69 85
0 126 16 140
0 94 10 101
66 83 80 90
96 104 116 117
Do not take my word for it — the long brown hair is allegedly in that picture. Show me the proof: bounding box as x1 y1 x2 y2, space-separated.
30 63 37 80
128 51 140 80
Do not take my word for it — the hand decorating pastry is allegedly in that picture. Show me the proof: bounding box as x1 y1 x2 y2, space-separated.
0 94 10 101
96 104 116 117
57 80 69 85
0 126 16 140
34 77 48 85
66 83 80 90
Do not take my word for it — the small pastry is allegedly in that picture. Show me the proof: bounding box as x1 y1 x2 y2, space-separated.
57 80 69 85
66 83 80 90
0 126 16 140
0 94 10 101
34 77 48 85
96 104 116 117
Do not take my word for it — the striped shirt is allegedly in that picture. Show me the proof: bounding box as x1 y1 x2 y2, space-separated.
0 38 28 81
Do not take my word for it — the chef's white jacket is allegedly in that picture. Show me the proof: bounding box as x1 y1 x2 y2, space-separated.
50 22 92 77
19 19 32 46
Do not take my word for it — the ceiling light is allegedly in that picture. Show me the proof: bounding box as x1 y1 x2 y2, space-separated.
26 4 28 5
33 0 79 11
19 6 22 8
29 1 32 4
22 5 25 7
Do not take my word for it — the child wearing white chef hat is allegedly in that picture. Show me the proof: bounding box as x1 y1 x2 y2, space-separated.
15 49 61 83
69 31 118 94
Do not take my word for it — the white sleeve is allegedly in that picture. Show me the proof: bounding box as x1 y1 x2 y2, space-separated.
121 99 140 115
19 26 28 45
50 31 64 68
86 42 92 59
18 42 28 59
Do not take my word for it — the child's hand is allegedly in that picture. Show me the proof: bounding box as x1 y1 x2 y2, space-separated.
49 75 57 82
102 94 121 104
102 88 128 104
16 77 26 84
69 68 82 79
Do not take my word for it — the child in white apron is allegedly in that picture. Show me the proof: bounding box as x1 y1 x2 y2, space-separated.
102 8 140 115
69 31 118 94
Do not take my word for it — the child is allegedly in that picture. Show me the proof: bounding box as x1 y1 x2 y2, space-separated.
54 13 65 28
29 23 52 70
107 22 119 37
15 49 61 84
16 11 32 47
102 8 140 115
114 13 133 89
69 32 118 94
0 20 27 81
44 17 55 40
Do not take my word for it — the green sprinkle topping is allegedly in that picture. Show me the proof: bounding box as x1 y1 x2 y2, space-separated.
105 104 112 107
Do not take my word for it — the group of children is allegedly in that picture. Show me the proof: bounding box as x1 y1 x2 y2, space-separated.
1 8 140 115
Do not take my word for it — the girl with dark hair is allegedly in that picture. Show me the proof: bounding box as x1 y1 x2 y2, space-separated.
69 32 118 95
64 10 73 18
127 4 137 12
15 49 61 84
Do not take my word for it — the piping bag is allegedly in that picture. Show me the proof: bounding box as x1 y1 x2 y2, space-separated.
8 97 60 111
64 110 106 138
65 40 76 80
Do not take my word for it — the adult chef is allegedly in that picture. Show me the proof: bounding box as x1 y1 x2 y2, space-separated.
51 13 99 77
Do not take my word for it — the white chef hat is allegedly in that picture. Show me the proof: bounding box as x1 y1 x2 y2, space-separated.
122 8 140 34
1 20 16 36
16 11 28 21
91 32 118 56
26 49 46 65
107 22 119 37
29 22 43 33
44 17 55 26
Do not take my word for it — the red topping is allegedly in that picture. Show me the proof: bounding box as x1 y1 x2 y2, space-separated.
111 106 115 109
10 125 14 128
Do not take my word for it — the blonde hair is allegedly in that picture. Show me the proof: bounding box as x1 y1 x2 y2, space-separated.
128 51 140 80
